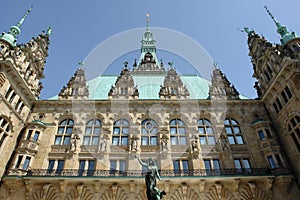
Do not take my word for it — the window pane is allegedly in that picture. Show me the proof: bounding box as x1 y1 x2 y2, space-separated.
94 128 101 135
33 132 39 142
122 128 129 134
85 127 92 135
95 120 101 126
225 127 232 134
177 120 184 126
198 119 204 125
88 160 95 176
200 136 206 144
114 120 121 126
204 160 211 170
258 130 265 140
206 127 213 134
236 136 244 144
92 137 99 145
233 127 240 134
47 160 55 174
234 159 242 169
55 136 62 145
178 128 185 134
66 127 73 134
243 159 251 169
198 127 205 134
112 137 119 145
171 136 178 145
170 128 177 134
141 137 148 145
113 128 120 134
119 161 126 172
122 120 129 126
87 120 94 126
208 136 216 145
182 160 189 170
268 156 276 169
68 119 74 125
60 120 67 125
22 157 31 170
173 160 180 173
213 160 220 169
150 128 158 135
231 119 238 125
58 127 64 134
56 160 64 174
63 136 70 145
83 136 90 145
180 136 187 145
228 136 235 144
224 119 230 125
78 160 85 176
150 137 157 145
170 120 176 125
121 136 128 145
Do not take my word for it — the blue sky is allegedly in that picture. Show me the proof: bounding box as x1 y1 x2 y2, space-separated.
1 1 299 99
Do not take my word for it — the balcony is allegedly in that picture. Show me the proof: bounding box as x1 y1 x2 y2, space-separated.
21 168 291 178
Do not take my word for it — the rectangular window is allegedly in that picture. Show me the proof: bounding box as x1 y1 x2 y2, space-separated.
171 136 178 145
208 136 216 145
213 159 220 175
8 92 16 103
54 136 62 145
78 160 86 176
47 160 55 174
5 87 13 99
173 160 180 174
15 155 23 168
56 160 65 174
119 160 126 175
204 159 212 175
234 159 242 169
200 136 206 144
275 154 283 167
258 130 265 140
267 156 276 169
26 130 33 140
141 137 148 145
87 160 95 176
112 137 119 145
273 103 279 113
276 98 283 110
22 156 31 170
281 90 289 103
285 86 292 99
110 160 117 174
83 136 90 145
182 160 189 174
32 131 40 142
150 137 157 145
265 129 272 138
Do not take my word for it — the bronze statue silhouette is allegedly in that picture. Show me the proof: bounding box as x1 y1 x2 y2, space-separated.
136 156 166 200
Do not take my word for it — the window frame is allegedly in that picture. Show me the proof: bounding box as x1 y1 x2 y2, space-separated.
112 119 129 146
82 119 101 146
197 118 215 145
169 118 187 146
54 119 74 145
224 118 244 145
141 119 158 146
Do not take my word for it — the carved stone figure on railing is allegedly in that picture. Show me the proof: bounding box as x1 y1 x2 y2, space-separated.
100 140 107 151
130 135 138 152
135 156 166 200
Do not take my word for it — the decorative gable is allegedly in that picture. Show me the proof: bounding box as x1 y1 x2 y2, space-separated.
108 68 139 99
209 68 240 100
58 68 89 100
159 68 189 99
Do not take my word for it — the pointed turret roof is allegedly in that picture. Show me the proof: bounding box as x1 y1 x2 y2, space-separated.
138 14 159 65
264 6 297 45
0 6 32 47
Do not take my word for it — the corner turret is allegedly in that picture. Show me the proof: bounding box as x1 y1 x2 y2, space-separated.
265 6 297 46
0 6 32 47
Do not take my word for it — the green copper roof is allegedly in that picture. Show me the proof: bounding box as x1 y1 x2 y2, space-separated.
265 6 297 45
88 75 117 99
0 6 32 47
133 74 165 99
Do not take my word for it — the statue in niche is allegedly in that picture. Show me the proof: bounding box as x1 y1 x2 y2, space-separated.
191 135 199 151
131 138 137 152
100 140 107 151
135 156 166 200
160 134 168 151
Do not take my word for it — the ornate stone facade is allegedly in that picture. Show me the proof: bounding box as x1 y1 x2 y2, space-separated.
0 8 300 200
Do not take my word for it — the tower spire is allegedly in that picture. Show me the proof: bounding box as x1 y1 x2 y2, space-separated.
264 6 297 45
146 13 150 31
0 6 33 47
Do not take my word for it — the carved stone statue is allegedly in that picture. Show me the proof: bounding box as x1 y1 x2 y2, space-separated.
136 156 166 200
160 134 168 151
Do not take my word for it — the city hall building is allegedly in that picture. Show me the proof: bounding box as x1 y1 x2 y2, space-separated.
0 7 299 200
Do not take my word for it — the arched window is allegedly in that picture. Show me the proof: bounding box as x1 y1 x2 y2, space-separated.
288 116 300 152
83 119 101 146
0 117 10 148
54 119 74 145
141 119 158 145
169 119 187 145
224 118 244 144
112 119 129 146
198 119 215 145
